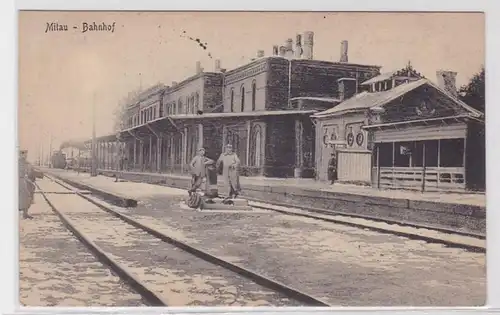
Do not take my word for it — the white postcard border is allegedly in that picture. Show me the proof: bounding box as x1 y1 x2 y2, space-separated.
2 0 499 314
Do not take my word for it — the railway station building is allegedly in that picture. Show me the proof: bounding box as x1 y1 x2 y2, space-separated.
61 33 485 193
86 33 380 179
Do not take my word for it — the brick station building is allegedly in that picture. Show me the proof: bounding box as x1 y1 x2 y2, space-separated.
83 32 380 179
64 32 484 193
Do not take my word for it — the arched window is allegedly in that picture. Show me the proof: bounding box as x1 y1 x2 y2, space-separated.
178 98 183 114
249 125 262 167
190 94 195 114
230 88 235 112
251 80 257 111
240 85 245 112
195 92 200 112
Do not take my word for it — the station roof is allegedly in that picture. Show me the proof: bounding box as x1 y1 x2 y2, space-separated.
312 79 484 119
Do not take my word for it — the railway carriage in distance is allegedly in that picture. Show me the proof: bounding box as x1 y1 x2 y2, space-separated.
50 150 67 169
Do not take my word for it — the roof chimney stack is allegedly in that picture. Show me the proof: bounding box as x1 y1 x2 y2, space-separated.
340 40 348 63
279 46 286 57
172 81 178 87
436 70 458 98
257 50 265 58
295 34 303 59
272 45 279 56
285 38 294 58
195 61 203 74
214 59 221 72
302 31 314 60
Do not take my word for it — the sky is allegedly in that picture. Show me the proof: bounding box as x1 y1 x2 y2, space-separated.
18 11 484 162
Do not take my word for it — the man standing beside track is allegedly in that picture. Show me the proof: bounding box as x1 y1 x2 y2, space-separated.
188 147 214 195
18 150 35 219
216 144 241 201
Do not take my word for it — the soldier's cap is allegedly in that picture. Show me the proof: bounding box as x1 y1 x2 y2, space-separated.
197 147 206 152
20 150 27 154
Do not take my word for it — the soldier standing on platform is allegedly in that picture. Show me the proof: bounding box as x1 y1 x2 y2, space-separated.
216 144 241 201
18 150 35 219
327 152 338 184
188 147 214 195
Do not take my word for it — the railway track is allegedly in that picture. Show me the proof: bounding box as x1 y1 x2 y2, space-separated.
44 171 486 254
116 177 485 253
247 200 485 253
36 175 331 307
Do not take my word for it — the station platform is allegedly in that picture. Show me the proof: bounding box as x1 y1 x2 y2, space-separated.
41 168 486 234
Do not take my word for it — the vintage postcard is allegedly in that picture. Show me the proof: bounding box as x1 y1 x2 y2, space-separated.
18 11 486 307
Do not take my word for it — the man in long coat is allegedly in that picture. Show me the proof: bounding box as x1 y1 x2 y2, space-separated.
216 144 241 200
327 152 338 184
19 150 35 219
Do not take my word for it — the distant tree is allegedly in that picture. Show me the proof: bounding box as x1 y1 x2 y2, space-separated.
458 67 485 114
112 89 142 133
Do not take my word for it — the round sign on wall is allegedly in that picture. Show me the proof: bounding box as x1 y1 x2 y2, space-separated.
356 132 364 146
347 132 354 147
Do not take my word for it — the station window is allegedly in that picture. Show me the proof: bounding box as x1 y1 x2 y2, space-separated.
251 81 256 111
191 95 195 114
240 85 245 112
178 98 183 114
230 88 235 112
195 92 200 112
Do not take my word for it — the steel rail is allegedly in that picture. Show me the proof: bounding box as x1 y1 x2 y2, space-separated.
46 175 332 307
98 172 484 240
34 180 169 306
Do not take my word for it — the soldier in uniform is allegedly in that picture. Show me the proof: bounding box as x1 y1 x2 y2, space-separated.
188 148 214 195
19 150 35 219
216 144 241 201
327 152 338 184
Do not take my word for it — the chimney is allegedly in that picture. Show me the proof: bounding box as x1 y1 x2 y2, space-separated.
302 31 314 60
295 34 303 59
272 45 279 56
279 46 286 57
340 40 348 63
214 59 221 72
285 38 294 58
195 61 203 74
172 81 178 87
338 78 357 101
436 70 458 98
257 50 265 58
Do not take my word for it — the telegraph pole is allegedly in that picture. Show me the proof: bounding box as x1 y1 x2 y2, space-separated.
49 134 53 168
91 92 98 177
